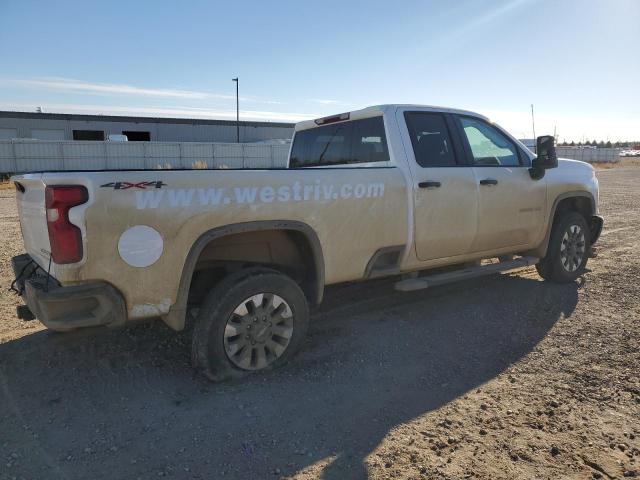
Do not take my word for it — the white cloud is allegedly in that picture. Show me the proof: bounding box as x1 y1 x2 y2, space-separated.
0 102 317 123
309 99 358 109
434 0 535 48
311 99 342 105
0 77 281 104
466 0 533 30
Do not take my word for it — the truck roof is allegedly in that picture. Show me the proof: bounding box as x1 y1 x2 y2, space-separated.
295 104 488 131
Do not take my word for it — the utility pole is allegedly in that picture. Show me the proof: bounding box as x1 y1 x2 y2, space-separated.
531 104 536 153
232 77 239 143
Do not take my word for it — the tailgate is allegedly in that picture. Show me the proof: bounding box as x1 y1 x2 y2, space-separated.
13 174 52 270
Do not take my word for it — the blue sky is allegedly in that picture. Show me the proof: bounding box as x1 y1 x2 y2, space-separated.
0 0 638 141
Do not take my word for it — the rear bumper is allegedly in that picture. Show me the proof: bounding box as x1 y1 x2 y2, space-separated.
11 254 127 331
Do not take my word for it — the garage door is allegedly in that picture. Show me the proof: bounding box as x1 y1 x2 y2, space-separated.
31 129 66 140
0 128 18 140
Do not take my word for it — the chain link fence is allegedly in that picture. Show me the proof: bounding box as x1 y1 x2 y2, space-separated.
555 147 621 163
0 140 291 174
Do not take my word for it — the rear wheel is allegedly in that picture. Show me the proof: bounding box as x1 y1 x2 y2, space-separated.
192 268 309 381
536 211 590 283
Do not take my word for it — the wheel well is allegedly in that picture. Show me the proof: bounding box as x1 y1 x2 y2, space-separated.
529 193 596 259
187 229 319 308
554 196 593 222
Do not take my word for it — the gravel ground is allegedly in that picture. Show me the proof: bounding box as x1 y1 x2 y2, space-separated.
0 168 638 480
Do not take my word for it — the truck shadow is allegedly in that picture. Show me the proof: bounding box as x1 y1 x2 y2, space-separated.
0 271 579 479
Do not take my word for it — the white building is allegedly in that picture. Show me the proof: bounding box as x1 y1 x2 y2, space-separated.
0 110 294 143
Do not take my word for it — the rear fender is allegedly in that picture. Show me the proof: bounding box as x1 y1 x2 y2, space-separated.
162 220 324 331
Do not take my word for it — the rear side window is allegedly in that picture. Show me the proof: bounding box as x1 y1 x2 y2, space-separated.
404 112 457 167
290 117 389 168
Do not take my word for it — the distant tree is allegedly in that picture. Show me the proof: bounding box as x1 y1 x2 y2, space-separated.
577 141 583 146
598 141 605 148
569 140 575 146
605 140 612 148
613 141 620 148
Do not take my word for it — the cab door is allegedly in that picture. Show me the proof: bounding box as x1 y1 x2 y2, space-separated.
454 115 547 253
399 110 479 261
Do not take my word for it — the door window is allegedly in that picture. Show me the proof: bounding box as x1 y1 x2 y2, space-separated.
404 112 457 167
459 117 520 166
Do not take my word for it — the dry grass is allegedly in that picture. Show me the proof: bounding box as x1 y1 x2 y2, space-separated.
0 181 15 191
592 158 640 169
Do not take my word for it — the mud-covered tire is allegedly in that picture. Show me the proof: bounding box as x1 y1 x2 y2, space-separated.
192 268 309 382
536 211 590 283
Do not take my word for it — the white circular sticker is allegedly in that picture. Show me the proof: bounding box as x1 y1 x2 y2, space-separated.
118 225 163 268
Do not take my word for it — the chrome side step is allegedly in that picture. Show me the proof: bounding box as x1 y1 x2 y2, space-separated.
394 256 539 292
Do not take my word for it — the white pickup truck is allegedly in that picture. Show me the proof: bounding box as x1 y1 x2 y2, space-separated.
11 104 603 380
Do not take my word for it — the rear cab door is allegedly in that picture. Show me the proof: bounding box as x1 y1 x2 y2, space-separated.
396 107 478 261
452 114 547 253
288 110 409 282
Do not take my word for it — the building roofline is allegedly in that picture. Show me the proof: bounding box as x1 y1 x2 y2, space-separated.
0 110 295 128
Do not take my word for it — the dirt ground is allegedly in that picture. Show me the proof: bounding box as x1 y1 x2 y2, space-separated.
0 168 638 480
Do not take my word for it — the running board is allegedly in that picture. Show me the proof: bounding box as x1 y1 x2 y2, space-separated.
394 256 539 292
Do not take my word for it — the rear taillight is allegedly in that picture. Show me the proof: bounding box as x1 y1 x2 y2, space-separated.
45 186 88 264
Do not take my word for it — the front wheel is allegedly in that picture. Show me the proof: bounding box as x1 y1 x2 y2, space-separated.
536 211 590 283
192 268 309 381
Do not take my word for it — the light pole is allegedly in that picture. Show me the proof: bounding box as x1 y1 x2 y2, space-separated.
232 77 239 143
531 104 536 153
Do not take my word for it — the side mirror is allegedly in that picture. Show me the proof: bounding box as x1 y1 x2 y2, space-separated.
534 135 558 169
529 135 558 179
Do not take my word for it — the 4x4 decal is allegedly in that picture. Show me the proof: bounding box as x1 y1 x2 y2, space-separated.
101 181 166 190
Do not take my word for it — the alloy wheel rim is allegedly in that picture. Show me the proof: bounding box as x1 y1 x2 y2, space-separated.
223 293 294 371
560 224 586 272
